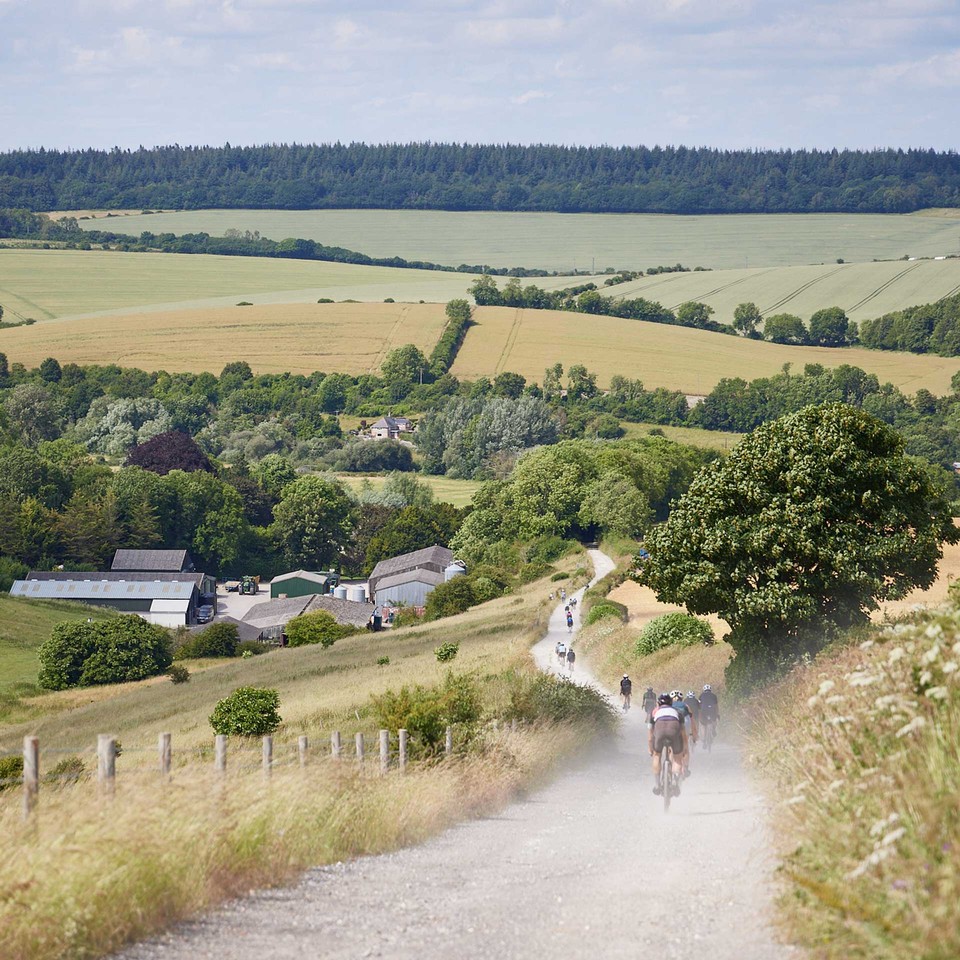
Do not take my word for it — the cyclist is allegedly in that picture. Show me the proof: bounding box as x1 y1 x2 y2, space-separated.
670 689 697 773
683 690 701 725
620 675 633 711
649 693 686 796
566 613 574 632
641 686 657 721
555 639 566 666
700 684 719 742
566 646 576 673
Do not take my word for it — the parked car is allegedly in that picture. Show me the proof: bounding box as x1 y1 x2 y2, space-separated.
196 605 215 624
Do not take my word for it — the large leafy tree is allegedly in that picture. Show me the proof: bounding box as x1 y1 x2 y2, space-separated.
638 403 959 691
126 430 213 475
271 475 354 568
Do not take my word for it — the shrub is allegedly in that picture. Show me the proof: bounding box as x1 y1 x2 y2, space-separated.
0 555 28 592
424 577 476 620
636 612 713 656
371 673 481 755
44 756 86 786
391 607 422 628
435 641 459 662
167 664 191 684
471 576 501 603
38 615 173 690
286 611 356 648
209 687 281 736
376 656 390 666
174 622 239 660
523 535 571 565
550 571 570 582
236 640 266 656
0 756 23 791
505 673 615 726
241 649 254 659
517 562 552 585
585 600 628 625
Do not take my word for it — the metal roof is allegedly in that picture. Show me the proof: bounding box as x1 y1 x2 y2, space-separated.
26 570 205 587
271 570 332 586
241 593 374 630
374 568 446 592
111 549 194 572
369 545 453 583
11 579 196 601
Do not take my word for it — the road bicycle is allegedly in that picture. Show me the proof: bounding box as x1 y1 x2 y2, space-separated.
659 745 677 813
702 719 717 752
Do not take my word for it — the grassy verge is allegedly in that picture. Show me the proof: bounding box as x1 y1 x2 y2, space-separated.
747 609 960 958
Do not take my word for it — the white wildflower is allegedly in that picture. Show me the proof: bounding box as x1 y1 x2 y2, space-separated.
920 670 933 687
870 813 900 837
827 779 844 794
921 644 941 665
828 716 852 726
848 846 894 879
887 647 905 665
925 623 944 640
952 641 960 656
881 827 906 847
848 672 879 687
807 695 820 709
874 695 898 709
895 716 927 738
860 640 875 650
817 680 836 696
825 695 845 704
926 686 949 701
943 661 958 674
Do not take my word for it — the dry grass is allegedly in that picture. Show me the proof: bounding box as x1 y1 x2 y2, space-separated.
334 473 483 508
0 301 449 376
748 610 960 958
69 208 960 271
619 420 744 452
451 306 960 395
0 722 582 960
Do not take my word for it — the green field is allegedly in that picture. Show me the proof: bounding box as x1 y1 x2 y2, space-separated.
335 473 482 508
619 421 744 452
69 208 960 271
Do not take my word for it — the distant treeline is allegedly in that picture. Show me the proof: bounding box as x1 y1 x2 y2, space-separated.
1 143 960 214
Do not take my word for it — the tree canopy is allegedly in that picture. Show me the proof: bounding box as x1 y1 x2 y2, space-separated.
638 403 959 691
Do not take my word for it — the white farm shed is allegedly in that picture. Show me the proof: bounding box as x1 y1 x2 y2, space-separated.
373 568 445 608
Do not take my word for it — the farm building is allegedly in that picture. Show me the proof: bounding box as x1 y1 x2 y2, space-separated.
241 593 376 641
370 416 413 440
112 549 196 574
367 545 454 597
269 569 339 600
10 576 201 627
373 568 446 608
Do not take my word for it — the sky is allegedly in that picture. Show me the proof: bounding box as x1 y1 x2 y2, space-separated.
1 0 959 152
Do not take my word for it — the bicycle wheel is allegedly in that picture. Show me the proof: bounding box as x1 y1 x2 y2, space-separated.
660 745 672 813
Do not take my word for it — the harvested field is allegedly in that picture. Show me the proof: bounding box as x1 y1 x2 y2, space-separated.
0 302 449 375
451 306 960 395
69 208 960 271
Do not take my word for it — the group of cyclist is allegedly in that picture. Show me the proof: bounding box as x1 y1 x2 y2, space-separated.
554 637 576 673
619 676 720 797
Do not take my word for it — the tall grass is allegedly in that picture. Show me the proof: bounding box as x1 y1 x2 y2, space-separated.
0 723 582 960
749 610 960 958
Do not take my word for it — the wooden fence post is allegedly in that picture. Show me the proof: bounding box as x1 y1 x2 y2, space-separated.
331 731 342 759
445 726 453 758
298 735 309 768
22 735 38 821
399 729 408 773
262 736 273 777
97 735 116 796
379 729 389 775
355 732 365 766
215 734 227 773
158 732 172 779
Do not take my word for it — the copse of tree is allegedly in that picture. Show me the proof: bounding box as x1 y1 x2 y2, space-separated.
270 475 354 569
763 313 808 345
324 439 415 473
859 292 960 356
429 300 472 377
638 403 959 694
126 430 213 475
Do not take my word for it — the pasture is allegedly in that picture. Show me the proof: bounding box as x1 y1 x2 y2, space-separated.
5 300 960 394
619 421 744 452
69 208 960 271
334 473 482 508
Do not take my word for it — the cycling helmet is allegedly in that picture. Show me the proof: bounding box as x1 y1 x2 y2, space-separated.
623 674 629 679
687 691 697 697
703 684 712 691
657 693 673 705
670 689 683 700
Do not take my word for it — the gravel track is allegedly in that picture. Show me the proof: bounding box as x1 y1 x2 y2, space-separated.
116 550 799 960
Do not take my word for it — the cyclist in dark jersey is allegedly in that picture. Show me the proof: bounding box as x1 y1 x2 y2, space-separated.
641 686 657 721
699 684 719 742
648 693 686 795
620 675 632 711
670 690 697 775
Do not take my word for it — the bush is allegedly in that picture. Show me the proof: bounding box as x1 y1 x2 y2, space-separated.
209 687 281 736
377 656 390 666
424 577 476 620
38 615 173 690
236 640 267 656
550 571 570 582
174 622 239 660
470 576 502 603
44 756 86 786
523 535 572 565
585 600 628 625
636 612 713 656
0 756 23 791
505 673 614 726
517 562 552 585
286 611 356 648
435 641 459 662
167 664 191 684
0 555 28 592
371 673 482 755
390 607 422 628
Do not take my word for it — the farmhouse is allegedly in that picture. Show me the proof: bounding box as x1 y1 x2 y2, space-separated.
370 416 413 440
241 593 376 641
269 569 340 600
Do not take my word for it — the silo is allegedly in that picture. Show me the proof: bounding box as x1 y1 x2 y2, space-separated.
444 561 466 582
346 585 366 603
333 585 349 600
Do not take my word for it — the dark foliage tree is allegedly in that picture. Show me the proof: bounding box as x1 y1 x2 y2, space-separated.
125 430 213 475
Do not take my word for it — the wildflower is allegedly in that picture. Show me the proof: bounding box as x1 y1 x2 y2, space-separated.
874 695 898 709
921 644 941 665
895 716 927 738
870 813 900 837
887 647 905 665
881 827 906 847
806 695 819 708
924 624 944 640
825 695 845 705
925 686 949 701
953 641 960 656
848 672 879 687
827 716 852 726
891 879 909 890
860 640 875 650
944 661 958 675
919 670 933 687
817 680 836 696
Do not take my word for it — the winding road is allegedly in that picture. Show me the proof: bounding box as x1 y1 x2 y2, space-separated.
117 550 798 960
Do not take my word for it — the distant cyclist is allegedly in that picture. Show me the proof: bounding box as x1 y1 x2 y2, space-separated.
670 689 697 773
566 647 576 673
683 690 701 724
566 613 574 632
620 675 633 711
649 693 686 796
700 684 719 742
641 686 657 722
555 640 567 666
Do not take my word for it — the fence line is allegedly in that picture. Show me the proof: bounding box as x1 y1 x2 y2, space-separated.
12 723 494 820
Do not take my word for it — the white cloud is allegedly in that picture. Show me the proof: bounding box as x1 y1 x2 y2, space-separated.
463 16 567 46
511 89 549 104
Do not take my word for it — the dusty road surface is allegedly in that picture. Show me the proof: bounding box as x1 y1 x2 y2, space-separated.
117 550 798 960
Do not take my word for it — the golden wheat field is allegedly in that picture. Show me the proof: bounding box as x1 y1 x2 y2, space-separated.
0 302 449 375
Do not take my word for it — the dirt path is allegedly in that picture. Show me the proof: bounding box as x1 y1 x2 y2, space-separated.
116 551 798 960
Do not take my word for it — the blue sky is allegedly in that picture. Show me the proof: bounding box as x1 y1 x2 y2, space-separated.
2 0 959 151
